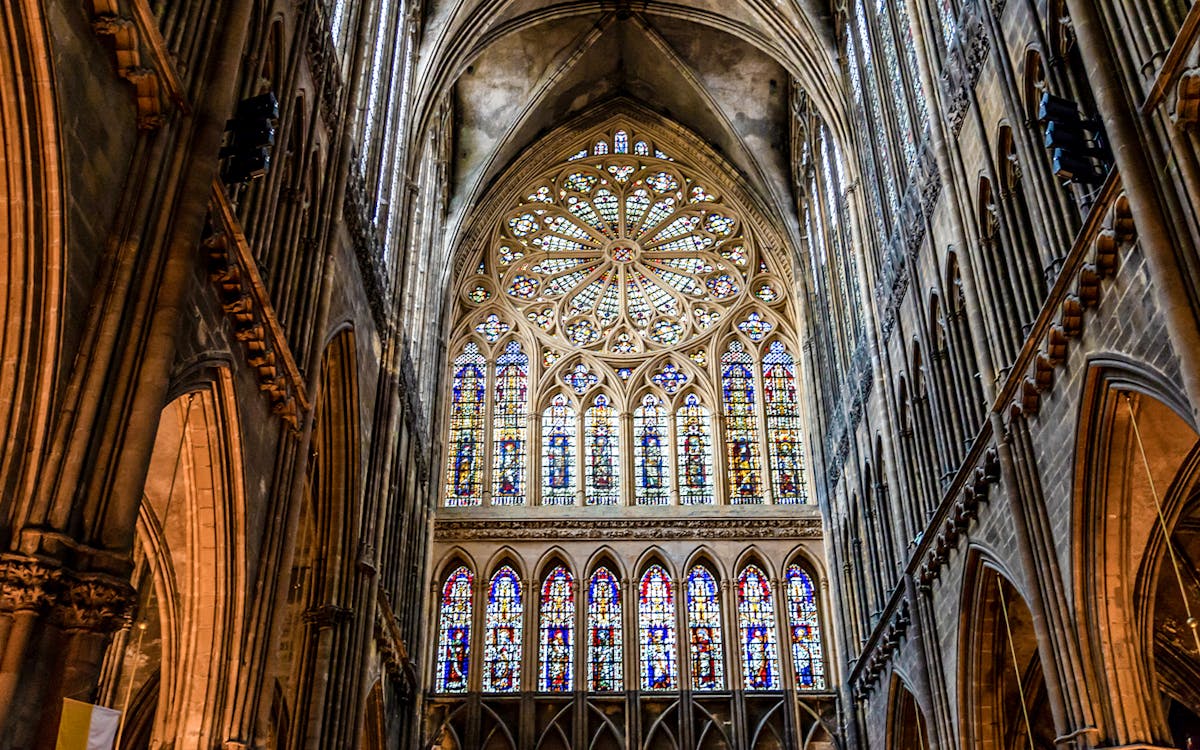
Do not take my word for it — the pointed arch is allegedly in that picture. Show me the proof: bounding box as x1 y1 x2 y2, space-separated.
585 564 623 693
107 369 248 748
483 564 524 693
637 562 679 691
0 0 65 529
536 564 575 693
1073 359 1200 745
684 562 726 691
735 561 781 690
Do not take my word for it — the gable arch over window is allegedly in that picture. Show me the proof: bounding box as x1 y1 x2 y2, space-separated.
439 120 811 509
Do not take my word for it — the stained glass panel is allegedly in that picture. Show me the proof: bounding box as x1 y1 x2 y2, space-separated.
587 567 623 692
639 565 678 690
483 566 522 692
435 566 473 693
541 394 577 505
763 342 807 504
492 341 529 505
676 394 715 505
444 344 487 507
685 566 725 691
722 341 764 504
786 565 826 690
737 565 780 690
585 394 621 505
634 394 671 505
538 566 575 692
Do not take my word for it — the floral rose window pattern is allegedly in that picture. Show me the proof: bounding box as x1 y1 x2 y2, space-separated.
443 125 812 507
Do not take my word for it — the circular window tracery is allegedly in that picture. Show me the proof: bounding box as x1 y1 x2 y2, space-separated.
488 141 761 356
443 123 809 508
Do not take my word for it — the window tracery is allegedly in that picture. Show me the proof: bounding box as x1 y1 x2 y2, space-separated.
433 556 827 697
441 125 809 507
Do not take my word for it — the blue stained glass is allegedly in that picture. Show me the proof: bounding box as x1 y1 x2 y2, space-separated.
492 341 529 505
444 344 487 507
786 565 826 690
587 567 623 691
763 342 807 504
634 394 670 505
722 341 764 503
737 565 780 690
541 394 577 505
538 567 575 692
676 394 715 505
585 394 621 505
639 565 678 690
686 566 725 691
483 566 523 692
435 566 473 693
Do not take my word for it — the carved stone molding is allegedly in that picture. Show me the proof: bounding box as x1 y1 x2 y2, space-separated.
51 574 138 632
435 517 823 542
0 555 62 614
0 555 136 633
303 604 353 628
88 0 189 129
204 183 311 429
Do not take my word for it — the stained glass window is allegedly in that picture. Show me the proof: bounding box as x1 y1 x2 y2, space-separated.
634 394 671 505
685 566 725 690
585 394 621 505
786 565 826 690
541 394 577 505
676 395 715 505
587 567 623 692
435 566 473 693
639 565 678 690
722 341 764 504
444 344 487 507
483 566 523 692
538 566 575 692
737 565 780 690
445 125 808 510
763 342 807 504
492 341 529 505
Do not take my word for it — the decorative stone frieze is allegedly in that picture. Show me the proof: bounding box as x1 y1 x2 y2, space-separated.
435 517 822 542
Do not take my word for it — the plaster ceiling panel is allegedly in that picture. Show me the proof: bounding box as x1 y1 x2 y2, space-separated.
640 15 795 225
449 16 619 215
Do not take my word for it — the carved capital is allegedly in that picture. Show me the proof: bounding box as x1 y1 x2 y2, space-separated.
0 555 63 614
51 573 137 633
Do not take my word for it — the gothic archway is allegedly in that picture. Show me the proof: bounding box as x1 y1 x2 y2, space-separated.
0 0 65 529
97 370 248 749
1075 360 1200 747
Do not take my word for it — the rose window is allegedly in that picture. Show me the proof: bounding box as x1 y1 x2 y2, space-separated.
492 152 751 353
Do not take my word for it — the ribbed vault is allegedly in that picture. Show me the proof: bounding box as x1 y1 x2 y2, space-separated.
406 0 845 275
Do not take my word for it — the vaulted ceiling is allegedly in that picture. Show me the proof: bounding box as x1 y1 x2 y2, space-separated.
410 0 846 256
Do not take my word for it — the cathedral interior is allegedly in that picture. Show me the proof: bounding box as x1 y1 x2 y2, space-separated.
4 0 1200 748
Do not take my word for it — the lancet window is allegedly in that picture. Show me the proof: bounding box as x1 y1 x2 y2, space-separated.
483 566 522 693
685 565 725 690
433 557 828 695
440 126 810 507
